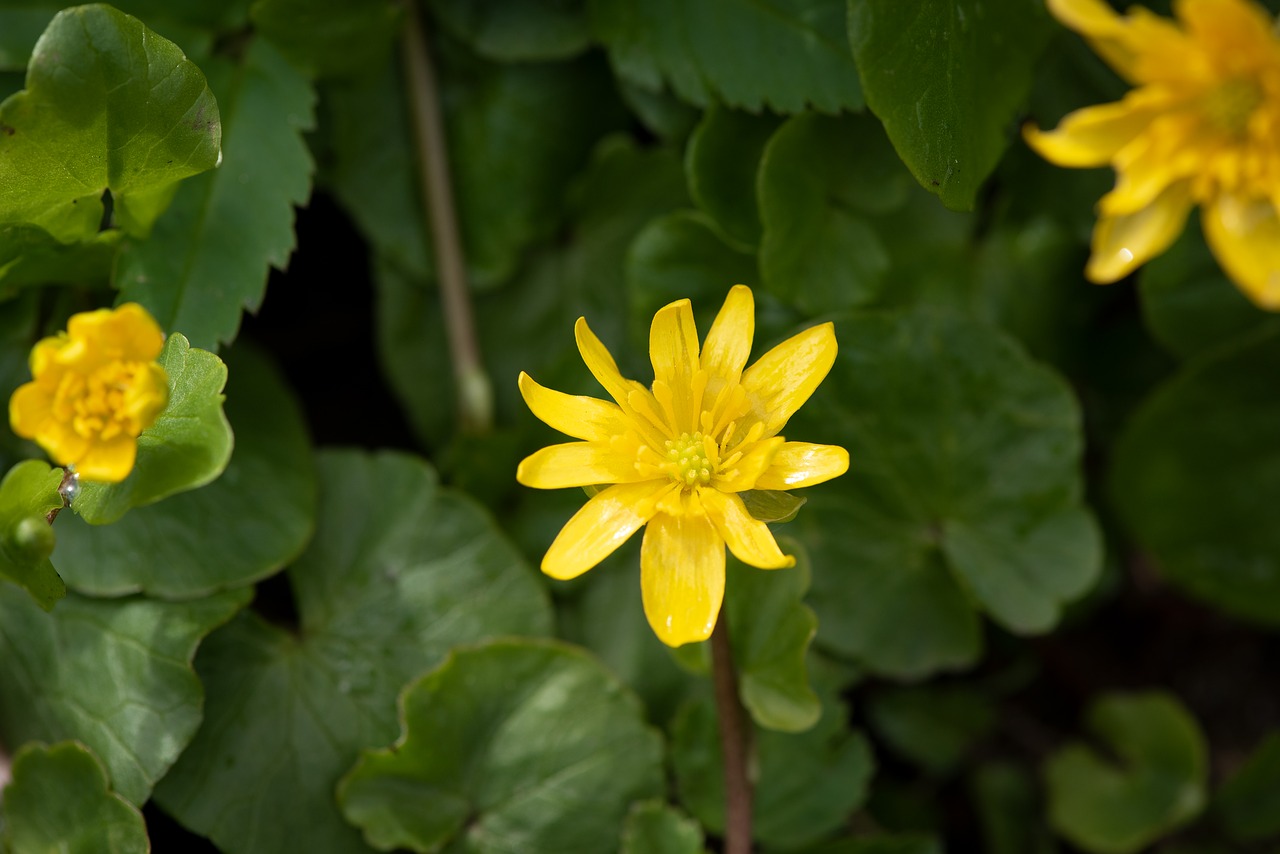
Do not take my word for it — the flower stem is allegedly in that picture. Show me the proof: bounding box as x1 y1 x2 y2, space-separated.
400 2 492 433
711 609 754 854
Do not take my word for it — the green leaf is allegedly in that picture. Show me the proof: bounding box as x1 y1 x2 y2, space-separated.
0 8 56 71
685 105 781 249
1045 692 1208 854
617 79 700 143
72 334 232 525
0 585 249 805
1 741 148 854
1110 329 1280 624
251 0 402 78
589 0 863 113
969 762 1058 854
1215 732 1280 842
429 0 591 62
792 310 1101 678
54 344 314 597
115 38 315 350
848 0 1054 210
338 639 664 853
740 490 806 525
154 450 554 854
0 224 118 291
0 4 220 240
0 459 64 609
671 690 874 849
802 836 943 854
867 685 995 777
727 545 821 733
622 801 705 854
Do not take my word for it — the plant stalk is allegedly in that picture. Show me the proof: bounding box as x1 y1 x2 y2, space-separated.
400 1 492 433
711 609 754 854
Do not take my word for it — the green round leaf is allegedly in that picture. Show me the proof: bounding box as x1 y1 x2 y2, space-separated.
0 584 250 805
338 639 664 853
848 0 1054 210
1111 329 1280 624
429 0 591 62
71 333 232 525
0 459 64 609
1045 692 1208 854
250 0 402 78
792 310 1101 678
685 105 780 249
1 741 148 854
154 450 554 854
1215 731 1280 842
53 344 316 597
0 4 221 240
621 801 705 854
969 762 1058 854
867 685 995 777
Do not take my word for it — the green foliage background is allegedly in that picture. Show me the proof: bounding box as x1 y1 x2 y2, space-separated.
0 0 1279 851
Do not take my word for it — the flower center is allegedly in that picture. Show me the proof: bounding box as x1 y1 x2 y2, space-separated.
55 361 147 441
1204 77 1263 136
663 431 713 487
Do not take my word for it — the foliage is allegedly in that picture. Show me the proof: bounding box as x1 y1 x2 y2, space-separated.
0 0 1278 850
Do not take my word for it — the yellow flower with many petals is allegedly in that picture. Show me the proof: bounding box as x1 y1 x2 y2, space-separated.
517 285 849 647
9 303 168 483
1025 0 1280 307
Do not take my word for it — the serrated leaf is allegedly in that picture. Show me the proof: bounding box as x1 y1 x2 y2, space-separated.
54 344 314 597
0 585 249 804
589 0 862 113
72 334 232 525
1215 732 1280 842
154 450 553 854
0 459 63 609
1 741 148 854
0 4 220 240
1110 329 1280 624
251 0 402 78
671 690 874 849
622 801 705 854
1045 692 1207 854
338 639 664 853
792 310 1101 678
429 0 590 62
685 105 781 249
867 684 995 777
115 38 314 350
848 0 1054 210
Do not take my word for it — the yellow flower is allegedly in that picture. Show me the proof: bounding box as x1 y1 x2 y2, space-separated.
516 285 849 647
1025 0 1280 308
9 303 168 484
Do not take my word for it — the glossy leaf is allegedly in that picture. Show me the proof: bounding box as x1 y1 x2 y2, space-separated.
115 39 315 350
1215 731 1280 842
621 801 705 854
429 0 591 62
791 310 1101 678
589 0 863 113
685 105 781 249
0 224 117 291
848 0 1054 210
0 4 220 240
338 639 664 853
1045 692 1207 854
154 450 554 854
73 334 232 525
1 741 148 854
0 460 63 609
0 584 250 805
54 344 315 597
251 0 402 78
1111 329 1280 624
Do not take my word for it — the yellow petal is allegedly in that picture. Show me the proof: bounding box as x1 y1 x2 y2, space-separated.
640 508 725 646
517 441 645 489
28 335 66 375
713 436 785 493
575 317 645 410
1099 112 1199 217
700 285 755 386
740 322 838 438
1203 194 1280 309
122 362 169 434
1023 94 1162 168
1177 0 1278 62
700 489 793 570
1086 180 1194 282
9 382 52 441
649 298 700 387
542 480 674 580
754 442 850 490
1048 0 1200 84
66 303 165 367
518 372 630 442
75 434 138 483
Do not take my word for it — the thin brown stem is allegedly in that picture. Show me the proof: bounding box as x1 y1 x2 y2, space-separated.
711 609 753 854
400 1 492 432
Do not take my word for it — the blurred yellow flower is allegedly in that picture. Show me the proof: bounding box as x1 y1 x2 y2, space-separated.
9 303 168 484
1025 0 1280 307
517 285 848 647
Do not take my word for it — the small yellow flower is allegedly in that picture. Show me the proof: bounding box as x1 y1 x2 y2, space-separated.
9 303 168 483
1025 0 1280 307
517 285 849 647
